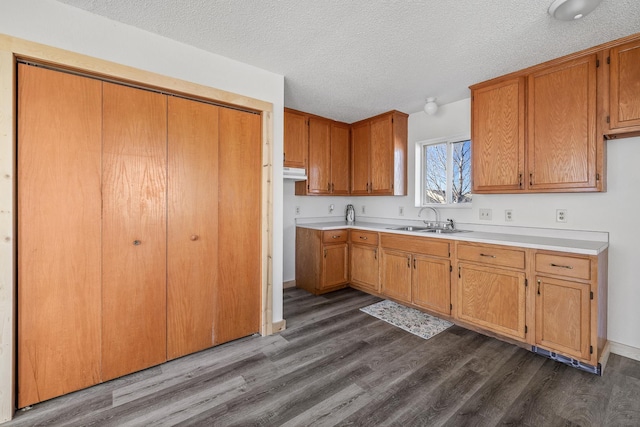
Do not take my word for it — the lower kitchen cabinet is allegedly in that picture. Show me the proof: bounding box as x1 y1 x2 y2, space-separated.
296 228 349 295
350 230 379 292
380 248 413 302
413 256 451 316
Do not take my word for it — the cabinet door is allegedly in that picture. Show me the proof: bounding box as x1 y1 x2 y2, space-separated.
17 64 103 407
610 39 640 130
412 256 451 316
351 121 370 194
284 109 308 168
380 249 412 302
535 276 591 361
527 55 597 190
370 114 394 195
457 263 526 340
307 117 332 194
322 243 349 289
217 108 262 344
471 77 525 192
331 122 350 195
102 83 168 381
350 244 379 292
167 97 219 360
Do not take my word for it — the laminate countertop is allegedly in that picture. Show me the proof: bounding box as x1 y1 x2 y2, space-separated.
296 221 608 256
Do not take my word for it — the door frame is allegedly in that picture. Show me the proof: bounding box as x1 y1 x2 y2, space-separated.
0 34 275 422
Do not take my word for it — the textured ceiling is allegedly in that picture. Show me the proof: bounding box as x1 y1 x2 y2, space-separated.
55 0 640 123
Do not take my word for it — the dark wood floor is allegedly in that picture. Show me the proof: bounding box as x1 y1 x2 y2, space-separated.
6 287 640 426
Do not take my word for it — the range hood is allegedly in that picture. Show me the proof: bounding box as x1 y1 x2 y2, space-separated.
283 167 307 181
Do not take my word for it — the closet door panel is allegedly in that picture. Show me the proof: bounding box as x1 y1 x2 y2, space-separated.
216 108 262 345
167 97 219 360
17 64 102 407
102 83 167 380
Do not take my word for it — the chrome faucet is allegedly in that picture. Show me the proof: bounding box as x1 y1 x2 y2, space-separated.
418 206 440 225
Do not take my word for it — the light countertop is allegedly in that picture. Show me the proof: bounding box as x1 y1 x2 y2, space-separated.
296 220 608 255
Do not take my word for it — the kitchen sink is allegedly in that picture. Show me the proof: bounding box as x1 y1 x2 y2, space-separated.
387 226 431 231
420 228 471 234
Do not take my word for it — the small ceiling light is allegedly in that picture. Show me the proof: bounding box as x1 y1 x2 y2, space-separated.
548 0 602 21
424 97 438 116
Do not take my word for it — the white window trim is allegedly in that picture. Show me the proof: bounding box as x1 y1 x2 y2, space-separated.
414 132 472 208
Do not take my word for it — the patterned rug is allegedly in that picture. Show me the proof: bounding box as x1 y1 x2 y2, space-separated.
360 300 453 340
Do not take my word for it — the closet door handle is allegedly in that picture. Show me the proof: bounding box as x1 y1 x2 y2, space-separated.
190 235 199 241
133 240 142 246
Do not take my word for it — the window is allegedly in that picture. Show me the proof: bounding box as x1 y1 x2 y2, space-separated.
415 135 472 206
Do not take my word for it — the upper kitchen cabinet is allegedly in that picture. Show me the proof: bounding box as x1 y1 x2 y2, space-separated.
283 108 308 169
351 110 408 196
295 115 350 195
528 54 598 191
607 38 640 136
471 77 525 193
471 53 601 193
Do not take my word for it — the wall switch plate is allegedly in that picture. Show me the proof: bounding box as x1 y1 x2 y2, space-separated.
399 206 404 216
361 205 366 215
479 208 492 220
295 206 300 215
329 204 334 214
556 209 567 223
505 209 513 222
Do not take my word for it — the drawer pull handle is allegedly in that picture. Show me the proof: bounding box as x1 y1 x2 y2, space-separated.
480 253 496 258
359 236 368 240
332 235 341 239
550 263 573 269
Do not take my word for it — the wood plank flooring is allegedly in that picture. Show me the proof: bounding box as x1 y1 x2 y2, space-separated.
7 287 640 426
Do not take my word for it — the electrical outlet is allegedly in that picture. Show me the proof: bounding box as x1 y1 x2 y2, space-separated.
479 208 492 220
556 209 567 223
361 205 366 215
295 206 300 215
505 209 513 222
399 206 404 216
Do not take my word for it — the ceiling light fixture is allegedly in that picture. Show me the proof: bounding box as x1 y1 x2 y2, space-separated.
424 97 438 115
548 0 602 21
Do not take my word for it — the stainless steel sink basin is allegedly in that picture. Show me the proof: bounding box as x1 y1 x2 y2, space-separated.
420 229 471 234
387 226 430 231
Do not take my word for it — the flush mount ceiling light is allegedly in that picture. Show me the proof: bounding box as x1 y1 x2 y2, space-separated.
548 0 603 20
424 97 438 115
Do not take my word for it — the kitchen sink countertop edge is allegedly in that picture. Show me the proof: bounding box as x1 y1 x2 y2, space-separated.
296 220 608 255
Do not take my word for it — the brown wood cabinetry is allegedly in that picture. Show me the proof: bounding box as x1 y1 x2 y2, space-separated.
283 108 308 168
351 111 408 196
608 38 640 135
534 251 607 365
295 115 350 195
380 233 451 314
456 243 527 341
296 228 349 295
17 64 261 407
349 230 379 293
471 54 600 193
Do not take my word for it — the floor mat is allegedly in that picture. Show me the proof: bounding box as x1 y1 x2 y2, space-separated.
360 300 453 340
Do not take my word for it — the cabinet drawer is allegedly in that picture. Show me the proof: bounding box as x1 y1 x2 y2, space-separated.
350 230 378 246
322 229 348 244
457 243 525 270
380 233 449 258
535 253 591 280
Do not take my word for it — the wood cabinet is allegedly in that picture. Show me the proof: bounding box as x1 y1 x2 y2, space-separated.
534 251 607 366
380 233 451 314
349 230 379 293
283 108 307 168
471 54 600 193
608 38 640 135
295 116 350 195
17 64 262 407
456 243 527 341
296 228 349 295
351 111 408 196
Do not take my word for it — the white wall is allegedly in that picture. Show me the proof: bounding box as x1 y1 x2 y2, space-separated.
1 0 286 322
286 97 640 351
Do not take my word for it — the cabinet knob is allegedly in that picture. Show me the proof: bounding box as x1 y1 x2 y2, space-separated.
190 235 199 241
133 240 141 246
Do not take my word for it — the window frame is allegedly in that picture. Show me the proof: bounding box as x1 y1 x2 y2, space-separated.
414 133 472 208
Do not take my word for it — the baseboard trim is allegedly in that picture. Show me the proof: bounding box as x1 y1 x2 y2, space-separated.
609 341 640 362
272 319 286 333
283 280 296 289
